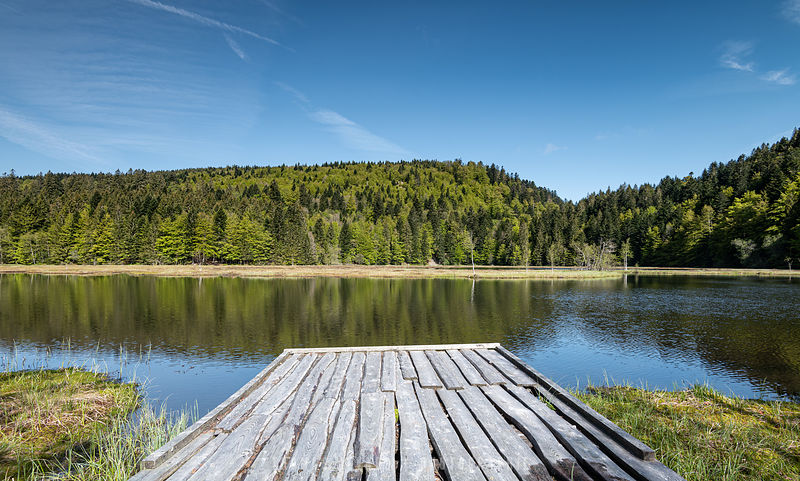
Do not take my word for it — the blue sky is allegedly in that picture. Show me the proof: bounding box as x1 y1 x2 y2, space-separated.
1 1 799 200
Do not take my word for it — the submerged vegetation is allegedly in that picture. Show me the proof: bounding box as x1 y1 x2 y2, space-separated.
0 129 798 269
579 384 800 481
0 368 191 480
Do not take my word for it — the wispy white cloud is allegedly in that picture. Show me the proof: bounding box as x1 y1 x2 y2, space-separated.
274 83 405 154
762 69 797 85
309 110 406 154
274 81 310 104
0 107 98 162
543 143 566 154
784 0 800 24
720 41 754 72
126 0 282 46
224 34 247 60
260 0 305 26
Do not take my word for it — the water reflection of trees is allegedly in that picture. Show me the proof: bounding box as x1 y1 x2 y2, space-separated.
1 274 798 398
0 275 546 358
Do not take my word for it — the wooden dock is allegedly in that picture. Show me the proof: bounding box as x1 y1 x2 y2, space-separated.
130 343 685 481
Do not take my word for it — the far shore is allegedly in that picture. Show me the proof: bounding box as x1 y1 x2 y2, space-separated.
0 264 795 279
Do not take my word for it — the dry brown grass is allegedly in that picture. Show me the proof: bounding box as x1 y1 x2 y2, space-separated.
0 264 621 279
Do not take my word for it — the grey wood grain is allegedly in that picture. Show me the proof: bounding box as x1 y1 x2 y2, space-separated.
216 353 302 432
476 349 536 386
438 388 518 481
324 351 354 399
310 354 340 405
427 350 468 390
447 349 487 386
461 349 508 385
482 384 592 481
395 380 435 481
497 345 656 461
283 397 338 480
345 419 363 481
363 351 383 393
341 352 366 401
508 384 635 481
356 391 385 468
247 352 317 419
319 399 358 480
142 351 290 470
415 382 486 481
184 411 269 480
165 432 228 481
129 432 213 481
246 352 337 478
532 384 687 481
458 386 551 481
410 349 443 389
243 423 293 481
366 392 397 481
380 351 397 392
397 350 418 380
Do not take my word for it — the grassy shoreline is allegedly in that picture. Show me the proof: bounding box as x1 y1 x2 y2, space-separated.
579 385 800 481
0 264 795 279
0 368 190 481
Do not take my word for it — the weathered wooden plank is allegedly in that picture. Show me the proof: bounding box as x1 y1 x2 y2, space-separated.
129 432 213 481
165 432 228 481
396 380 435 481
216 353 302 432
283 397 339 480
324 351 354 399
367 392 397 481
496 346 656 461
447 349 487 386
356 391 385 469
242 423 292 481
380 351 398 392
410 350 443 389
461 349 508 385
508 384 635 481
245 352 317 420
397 350 418 380
459 386 551 481
319 400 358 480
245 352 337 478
345 421 363 481
482 384 592 481
311 353 340 405
142 351 290 470
427 350 468 390
341 352 366 401
363 351 383 393
532 385 686 481
437 388 517 481
415 382 486 481
286 343 501 354
184 410 269 480
476 348 536 386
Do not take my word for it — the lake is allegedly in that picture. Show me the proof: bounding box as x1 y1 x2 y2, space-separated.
1 274 798 415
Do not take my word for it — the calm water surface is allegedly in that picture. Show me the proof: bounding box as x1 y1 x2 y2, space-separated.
1 274 798 414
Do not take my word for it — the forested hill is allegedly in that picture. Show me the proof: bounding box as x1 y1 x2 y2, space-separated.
0 128 798 268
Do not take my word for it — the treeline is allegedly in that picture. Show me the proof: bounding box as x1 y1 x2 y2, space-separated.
0 129 798 268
